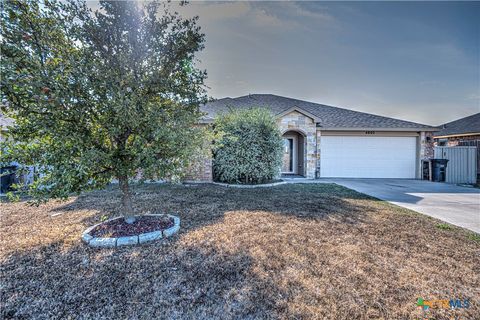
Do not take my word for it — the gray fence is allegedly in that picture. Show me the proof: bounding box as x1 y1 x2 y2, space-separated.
458 139 480 183
434 146 477 184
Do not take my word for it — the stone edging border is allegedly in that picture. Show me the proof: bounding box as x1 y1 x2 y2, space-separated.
211 180 287 188
81 214 180 248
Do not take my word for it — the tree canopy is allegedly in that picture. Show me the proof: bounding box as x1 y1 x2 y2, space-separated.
1 0 208 221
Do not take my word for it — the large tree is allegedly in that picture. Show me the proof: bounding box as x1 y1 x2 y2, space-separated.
1 0 208 222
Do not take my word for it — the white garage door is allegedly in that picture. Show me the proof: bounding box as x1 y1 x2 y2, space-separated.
320 136 417 178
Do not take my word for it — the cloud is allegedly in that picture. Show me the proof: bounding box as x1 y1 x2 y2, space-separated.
249 2 336 30
284 2 335 22
83 1 478 124
466 93 480 100
251 8 289 28
174 1 336 32
178 1 251 21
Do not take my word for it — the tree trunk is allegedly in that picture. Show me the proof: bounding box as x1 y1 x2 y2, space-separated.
118 175 135 224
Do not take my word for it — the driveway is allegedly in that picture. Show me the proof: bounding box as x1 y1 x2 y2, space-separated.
321 179 480 233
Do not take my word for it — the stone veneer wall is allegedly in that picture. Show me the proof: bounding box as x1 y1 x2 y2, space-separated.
420 131 435 160
277 111 317 179
315 130 321 178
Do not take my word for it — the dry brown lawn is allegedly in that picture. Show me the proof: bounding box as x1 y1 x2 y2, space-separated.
1 183 479 319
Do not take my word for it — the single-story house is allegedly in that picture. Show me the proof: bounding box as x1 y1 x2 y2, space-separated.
434 113 480 147
191 94 438 181
433 112 480 183
1 95 440 184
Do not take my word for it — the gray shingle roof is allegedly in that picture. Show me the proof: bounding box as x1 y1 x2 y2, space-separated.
434 113 480 137
201 94 435 130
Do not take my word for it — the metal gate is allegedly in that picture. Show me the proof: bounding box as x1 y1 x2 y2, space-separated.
434 146 477 184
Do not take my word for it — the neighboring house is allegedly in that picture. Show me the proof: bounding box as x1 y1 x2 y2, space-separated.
433 113 480 147
433 113 480 183
193 94 437 181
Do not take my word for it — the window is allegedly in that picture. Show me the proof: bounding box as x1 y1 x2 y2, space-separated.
437 139 447 146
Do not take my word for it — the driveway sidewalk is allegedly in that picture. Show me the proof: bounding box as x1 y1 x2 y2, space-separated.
319 179 480 233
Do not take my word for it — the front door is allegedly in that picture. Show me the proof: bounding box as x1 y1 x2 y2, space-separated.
282 136 297 174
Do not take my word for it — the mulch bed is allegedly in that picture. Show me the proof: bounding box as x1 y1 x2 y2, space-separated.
90 215 174 238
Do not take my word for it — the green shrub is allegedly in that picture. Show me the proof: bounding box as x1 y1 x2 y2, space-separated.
468 233 480 242
436 223 453 230
213 108 283 184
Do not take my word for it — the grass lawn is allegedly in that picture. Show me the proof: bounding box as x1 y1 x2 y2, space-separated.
1 183 478 319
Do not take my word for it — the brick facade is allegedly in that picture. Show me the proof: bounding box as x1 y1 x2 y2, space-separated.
184 156 212 182
436 134 480 147
183 126 213 182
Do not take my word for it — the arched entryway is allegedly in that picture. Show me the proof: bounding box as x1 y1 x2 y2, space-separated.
281 130 306 176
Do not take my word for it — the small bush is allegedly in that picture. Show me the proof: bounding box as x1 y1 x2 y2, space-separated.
436 223 453 230
468 233 480 242
213 108 283 184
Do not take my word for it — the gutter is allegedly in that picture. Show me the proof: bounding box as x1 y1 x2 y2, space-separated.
317 127 439 132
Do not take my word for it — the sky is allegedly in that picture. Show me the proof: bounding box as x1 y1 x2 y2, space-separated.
89 1 480 126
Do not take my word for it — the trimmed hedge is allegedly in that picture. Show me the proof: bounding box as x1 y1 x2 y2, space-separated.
213 108 283 184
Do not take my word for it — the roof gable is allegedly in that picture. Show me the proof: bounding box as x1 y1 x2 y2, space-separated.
276 106 320 122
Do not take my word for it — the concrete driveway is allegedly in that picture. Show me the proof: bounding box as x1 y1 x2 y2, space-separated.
322 179 480 233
